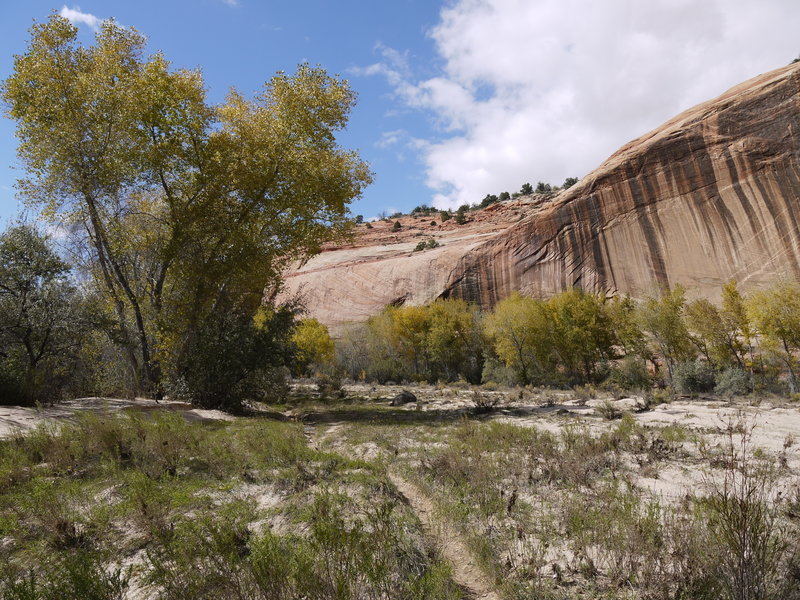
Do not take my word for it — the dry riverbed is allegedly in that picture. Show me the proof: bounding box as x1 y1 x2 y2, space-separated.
2 384 799 599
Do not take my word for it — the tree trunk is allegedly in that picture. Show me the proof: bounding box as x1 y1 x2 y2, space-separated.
84 193 159 394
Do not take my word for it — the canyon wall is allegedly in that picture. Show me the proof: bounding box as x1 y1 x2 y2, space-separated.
284 62 800 329
444 62 800 307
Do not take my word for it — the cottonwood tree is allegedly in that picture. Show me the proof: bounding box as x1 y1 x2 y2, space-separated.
483 292 556 385
547 288 615 382
292 318 335 376
425 299 484 383
359 300 484 383
685 297 748 370
2 15 371 399
747 281 800 393
637 286 695 379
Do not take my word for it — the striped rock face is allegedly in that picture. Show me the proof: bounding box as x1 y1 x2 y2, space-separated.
283 62 800 331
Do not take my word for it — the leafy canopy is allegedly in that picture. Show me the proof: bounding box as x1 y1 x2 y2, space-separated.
2 14 372 398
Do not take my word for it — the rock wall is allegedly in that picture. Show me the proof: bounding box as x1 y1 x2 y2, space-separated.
282 201 539 330
443 62 800 306
284 62 800 328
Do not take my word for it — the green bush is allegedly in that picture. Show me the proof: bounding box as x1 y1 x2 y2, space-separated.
2 551 129 600
480 356 518 387
699 420 800 600
563 177 579 189
714 367 752 398
176 302 298 412
144 492 460 600
672 359 716 395
605 355 651 391
479 194 498 208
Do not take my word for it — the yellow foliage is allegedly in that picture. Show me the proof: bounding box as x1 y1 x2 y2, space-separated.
292 318 335 373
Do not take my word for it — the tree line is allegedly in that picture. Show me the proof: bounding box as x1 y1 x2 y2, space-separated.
3 15 799 410
331 281 800 396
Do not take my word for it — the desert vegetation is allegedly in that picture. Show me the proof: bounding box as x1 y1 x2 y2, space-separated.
2 12 800 600
0 14 370 411
0 410 459 599
335 281 800 400
4 382 798 598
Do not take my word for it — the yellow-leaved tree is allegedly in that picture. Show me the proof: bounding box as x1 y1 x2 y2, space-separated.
2 15 371 405
292 319 335 376
483 292 556 385
747 281 800 393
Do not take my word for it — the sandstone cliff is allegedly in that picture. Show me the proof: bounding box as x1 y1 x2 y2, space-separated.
284 62 800 330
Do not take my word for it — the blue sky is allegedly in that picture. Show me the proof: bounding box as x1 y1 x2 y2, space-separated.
1 1 799 225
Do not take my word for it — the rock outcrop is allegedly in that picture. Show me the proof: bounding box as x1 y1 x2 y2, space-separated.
283 62 800 330
282 199 542 330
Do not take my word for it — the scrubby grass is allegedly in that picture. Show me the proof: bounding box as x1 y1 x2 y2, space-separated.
406 415 800 599
3 392 799 599
319 399 800 599
0 411 458 599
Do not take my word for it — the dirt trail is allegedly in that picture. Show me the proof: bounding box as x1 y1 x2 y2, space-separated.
302 417 500 600
388 472 501 600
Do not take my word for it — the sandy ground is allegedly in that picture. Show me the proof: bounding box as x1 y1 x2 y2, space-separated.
4 387 799 506
0 397 236 438
331 384 800 504
3 386 799 599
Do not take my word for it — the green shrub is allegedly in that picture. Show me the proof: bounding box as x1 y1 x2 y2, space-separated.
177 302 298 412
480 357 518 387
596 399 622 420
472 390 500 413
605 355 651 391
714 367 752 398
563 177 579 189
572 384 596 405
144 492 459 600
2 551 129 600
672 359 716 395
699 419 799 600
639 387 673 410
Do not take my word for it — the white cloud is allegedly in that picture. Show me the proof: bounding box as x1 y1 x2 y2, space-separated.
375 130 407 149
222 0 239 6
59 5 102 31
366 0 800 209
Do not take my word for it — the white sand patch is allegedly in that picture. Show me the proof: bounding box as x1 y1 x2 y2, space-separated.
0 397 236 439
